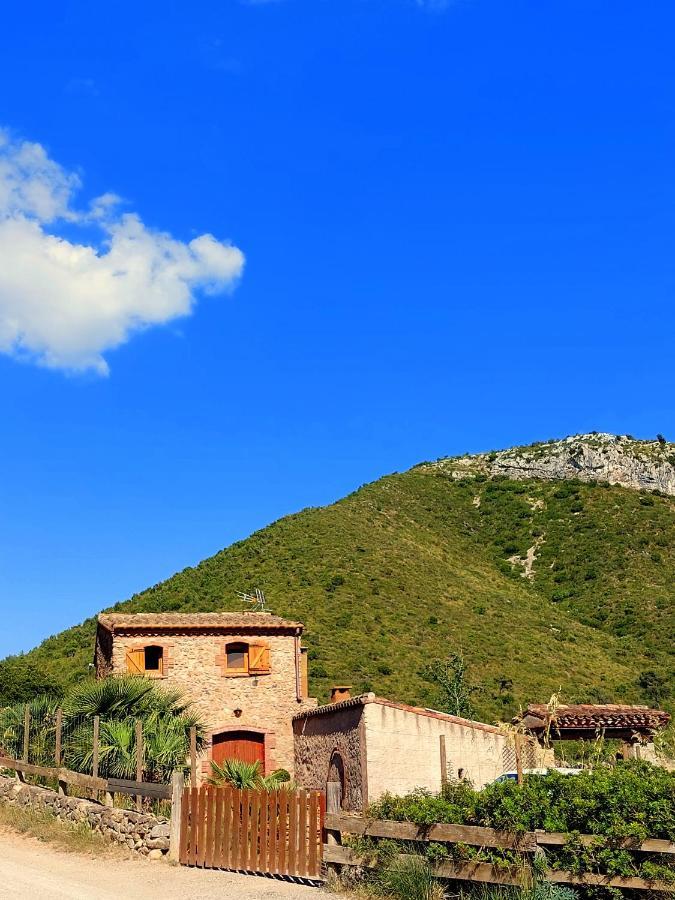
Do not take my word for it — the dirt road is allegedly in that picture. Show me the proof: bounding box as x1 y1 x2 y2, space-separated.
0 830 332 900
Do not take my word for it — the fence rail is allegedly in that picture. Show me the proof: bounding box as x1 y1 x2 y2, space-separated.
326 814 675 856
324 814 675 893
0 755 171 801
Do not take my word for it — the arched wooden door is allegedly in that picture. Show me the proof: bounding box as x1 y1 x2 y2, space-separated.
327 750 345 812
212 730 265 772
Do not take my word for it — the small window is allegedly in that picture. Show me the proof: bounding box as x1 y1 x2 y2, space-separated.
125 645 165 676
226 642 249 672
144 645 164 672
218 641 271 677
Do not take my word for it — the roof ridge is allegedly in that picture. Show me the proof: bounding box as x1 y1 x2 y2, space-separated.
293 693 501 733
97 611 304 631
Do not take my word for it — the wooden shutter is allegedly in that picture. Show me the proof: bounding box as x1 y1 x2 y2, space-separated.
248 642 271 674
125 648 145 674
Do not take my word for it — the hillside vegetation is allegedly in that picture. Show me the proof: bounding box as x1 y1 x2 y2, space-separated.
6 435 675 721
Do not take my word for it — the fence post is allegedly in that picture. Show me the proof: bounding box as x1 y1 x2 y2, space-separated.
55 708 62 766
55 707 67 795
515 735 524 787
136 720 143 812
440 734 448 788
22 705 30 762
169 770 185 861
190 726 197 788
92 715 100 780
16 704 30 782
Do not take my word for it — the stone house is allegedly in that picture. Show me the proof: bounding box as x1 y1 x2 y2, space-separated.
95 612 317 777
294 692 542 811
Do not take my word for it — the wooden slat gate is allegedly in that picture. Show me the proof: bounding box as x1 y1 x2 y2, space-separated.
179 786 325 879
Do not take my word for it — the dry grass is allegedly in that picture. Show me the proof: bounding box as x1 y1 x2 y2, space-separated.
0 801 130 858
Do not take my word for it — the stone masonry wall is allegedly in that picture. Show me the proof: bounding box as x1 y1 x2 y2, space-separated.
110 631 317 777
293 704 365 811
0 775 170 857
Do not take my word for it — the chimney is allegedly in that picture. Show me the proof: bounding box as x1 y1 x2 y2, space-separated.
331 686 352 704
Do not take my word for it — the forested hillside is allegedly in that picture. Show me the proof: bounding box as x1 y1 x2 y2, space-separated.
4 436 674 720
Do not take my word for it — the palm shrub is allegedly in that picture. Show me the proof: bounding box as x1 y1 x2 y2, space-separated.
0 695 59 765
62 676 194 720
0 677 205 782
207 758 292 790
62 677 205 781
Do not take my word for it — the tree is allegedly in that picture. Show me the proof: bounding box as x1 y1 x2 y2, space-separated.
0 657 63 707
638 670 670 706
422 651 478 719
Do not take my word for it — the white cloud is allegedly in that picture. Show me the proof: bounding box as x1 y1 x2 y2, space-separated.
0 129 244 374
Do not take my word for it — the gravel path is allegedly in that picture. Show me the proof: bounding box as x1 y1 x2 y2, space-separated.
0 830 335 900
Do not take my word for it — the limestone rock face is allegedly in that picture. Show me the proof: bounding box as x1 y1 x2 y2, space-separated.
424 433 675 496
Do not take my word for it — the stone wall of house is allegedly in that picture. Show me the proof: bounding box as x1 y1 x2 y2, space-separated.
110 631 316 777
94 623 113 677
363 701 529 798
293 703 365 811
0 775 170 857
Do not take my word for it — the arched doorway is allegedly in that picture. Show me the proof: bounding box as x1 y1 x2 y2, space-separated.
212 730 265 771
326 750 346 812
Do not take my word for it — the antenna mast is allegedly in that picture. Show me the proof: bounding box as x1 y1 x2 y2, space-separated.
236 588 269 613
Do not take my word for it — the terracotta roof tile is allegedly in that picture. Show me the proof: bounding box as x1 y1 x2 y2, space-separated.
98 612 304 633
517 703 670 733
293 694 501 734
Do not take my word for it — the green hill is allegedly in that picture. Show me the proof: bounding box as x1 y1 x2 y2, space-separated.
5 434 675 720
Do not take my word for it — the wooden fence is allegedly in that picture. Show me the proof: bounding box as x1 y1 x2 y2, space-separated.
0 755 172 803
179 785 325 879
324 814 675 893
0 707 203 808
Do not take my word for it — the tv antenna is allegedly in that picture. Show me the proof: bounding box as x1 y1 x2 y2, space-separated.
237 588 269 612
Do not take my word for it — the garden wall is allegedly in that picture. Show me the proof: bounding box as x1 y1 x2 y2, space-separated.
0 775 170 857
363 700 537 795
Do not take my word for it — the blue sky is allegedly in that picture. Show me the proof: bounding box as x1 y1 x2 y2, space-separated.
1 0 673 657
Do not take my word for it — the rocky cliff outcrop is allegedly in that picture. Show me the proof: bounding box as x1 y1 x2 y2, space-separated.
425 433 675 496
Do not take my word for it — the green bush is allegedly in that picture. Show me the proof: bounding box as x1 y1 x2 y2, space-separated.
368 763 675 884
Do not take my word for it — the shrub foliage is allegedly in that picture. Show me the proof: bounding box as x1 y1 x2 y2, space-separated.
368 763 675 885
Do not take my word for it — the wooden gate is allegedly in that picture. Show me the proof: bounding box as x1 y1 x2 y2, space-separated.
179 785 325 879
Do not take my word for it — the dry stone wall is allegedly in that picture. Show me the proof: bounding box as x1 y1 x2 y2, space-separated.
0 775 170 857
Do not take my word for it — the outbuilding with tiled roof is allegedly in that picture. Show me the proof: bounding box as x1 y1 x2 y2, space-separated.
293 689 547 812
516 703 671 742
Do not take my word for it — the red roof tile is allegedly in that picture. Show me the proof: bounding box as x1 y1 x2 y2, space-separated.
517 703 670 733
293 693 502 734
98 612 304 633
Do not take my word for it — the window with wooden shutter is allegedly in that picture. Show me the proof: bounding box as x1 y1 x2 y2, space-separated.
125 648 145 674
225 642 249 673
248 642 271 675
